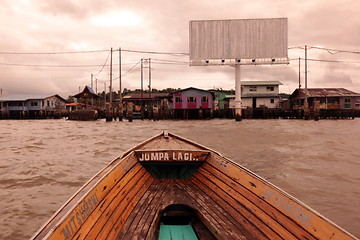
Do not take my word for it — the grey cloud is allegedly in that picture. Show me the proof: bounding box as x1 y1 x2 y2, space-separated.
1 0 359 96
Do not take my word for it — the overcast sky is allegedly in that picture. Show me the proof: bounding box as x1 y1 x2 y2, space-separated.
1 0 360 98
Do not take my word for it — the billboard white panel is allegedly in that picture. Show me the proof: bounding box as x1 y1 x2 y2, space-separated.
189 18 288 63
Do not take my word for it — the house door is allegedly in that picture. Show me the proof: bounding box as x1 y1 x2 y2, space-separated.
252 98 257 108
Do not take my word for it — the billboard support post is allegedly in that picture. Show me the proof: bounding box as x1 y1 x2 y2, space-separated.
189 18 288 121
235 64 242 121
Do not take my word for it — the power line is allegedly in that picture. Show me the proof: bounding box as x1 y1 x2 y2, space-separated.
304 58 360 64
0 48 189 56
309 46 360 55
93 50 111 76
120 49 189 56
0 49 109 55
288 46 305 50
96 60 141 84
121 59 141 77
0 62 105 67
0 46 358 56
151 58 188 65
290 57 360 64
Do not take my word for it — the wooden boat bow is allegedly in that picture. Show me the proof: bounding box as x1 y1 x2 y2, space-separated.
31 132 358 240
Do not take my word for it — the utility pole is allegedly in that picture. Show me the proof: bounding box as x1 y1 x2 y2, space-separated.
104 82 107 108
91 73 94 107
119 48 122 104
109 48 113 107
304 45 308 105
118 47 123 120
148 58 152 119
91 74 93 89
106 48 113 122
95 78 98 108
304 45 309 120
141 58 144 120
298 58 301 89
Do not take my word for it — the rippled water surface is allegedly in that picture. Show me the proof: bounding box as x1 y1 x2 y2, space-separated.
0 119 359 239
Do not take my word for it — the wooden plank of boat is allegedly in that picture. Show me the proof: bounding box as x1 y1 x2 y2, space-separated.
31 132 358 240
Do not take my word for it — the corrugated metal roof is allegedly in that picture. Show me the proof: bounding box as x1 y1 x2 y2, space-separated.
241 81 282 86
295 88 360 97
0 94 61 101
123 93 170 100
172 87 211 94
225 94 279 98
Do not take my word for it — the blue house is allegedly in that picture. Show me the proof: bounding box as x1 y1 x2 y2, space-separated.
0 94 66 119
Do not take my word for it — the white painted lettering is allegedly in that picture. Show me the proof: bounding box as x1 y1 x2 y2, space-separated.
151 152 158 160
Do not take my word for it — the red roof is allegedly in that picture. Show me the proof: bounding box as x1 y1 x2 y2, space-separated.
66 102 85 106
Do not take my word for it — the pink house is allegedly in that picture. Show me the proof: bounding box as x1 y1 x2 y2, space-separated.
172 88 213 119
172 87 213 110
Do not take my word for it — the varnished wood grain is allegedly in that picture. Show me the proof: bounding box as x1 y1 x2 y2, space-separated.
197 163 315 240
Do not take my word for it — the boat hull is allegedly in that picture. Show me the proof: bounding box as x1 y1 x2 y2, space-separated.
31 132 358 240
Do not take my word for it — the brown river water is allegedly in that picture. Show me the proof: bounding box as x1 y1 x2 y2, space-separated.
0 119 359 239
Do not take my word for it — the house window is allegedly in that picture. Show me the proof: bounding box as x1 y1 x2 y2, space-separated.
175 96 182 103
201 96 209 103
249 86 257 92
270 99 275 104
266 86 275 91
31 100 38 106
47 101 50 107
187 97 196 103
344 98 351 108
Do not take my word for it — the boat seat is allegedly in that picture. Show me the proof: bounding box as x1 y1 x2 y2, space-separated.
159 225 198 240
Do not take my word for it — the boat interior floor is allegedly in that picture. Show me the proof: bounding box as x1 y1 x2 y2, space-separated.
116 178 255 240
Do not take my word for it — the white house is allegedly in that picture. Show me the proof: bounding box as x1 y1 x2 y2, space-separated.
227 81 283 109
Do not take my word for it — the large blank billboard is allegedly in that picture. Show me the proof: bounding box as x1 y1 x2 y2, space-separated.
189 18 288 63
